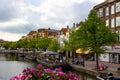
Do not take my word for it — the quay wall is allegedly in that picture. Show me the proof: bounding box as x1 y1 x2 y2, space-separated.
70 65 106 77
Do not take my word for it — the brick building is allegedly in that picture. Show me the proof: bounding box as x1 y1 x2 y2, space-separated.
38 28 59 38
94 0 120 64
38 28 49 37
27 30 37 38
94 0 120 41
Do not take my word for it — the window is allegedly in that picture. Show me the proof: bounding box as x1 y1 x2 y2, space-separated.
97 8 103 17
111 5 114 14
111 18 114 28
116 2 120 13
106 20 109 26
106 7 109 16
97 11 100 17
116 16 120 27
116 31 120 41
99 8 103 17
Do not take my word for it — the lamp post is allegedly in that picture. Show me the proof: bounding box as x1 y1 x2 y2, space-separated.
82 53 85 67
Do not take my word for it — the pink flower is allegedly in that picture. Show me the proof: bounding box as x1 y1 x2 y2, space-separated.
51 73 56 77
27 74 32 78
27 68 36 74
58 72 66 77
73 78 80 80
37 64 42 68
68 78 80 80
48 78 54 80
22 69 27 73
68 73 79 80
44 68 53 73
55 67 62 72
10 64 80 80
37 70 42 77
10 76 19 80
19 73 27 79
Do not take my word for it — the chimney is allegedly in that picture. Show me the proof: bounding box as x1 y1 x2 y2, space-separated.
48 28 51 30
73 23 75 28
67 25 69 29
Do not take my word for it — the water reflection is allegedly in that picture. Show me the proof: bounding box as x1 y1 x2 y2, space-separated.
0 55 37 80
0 54 96 80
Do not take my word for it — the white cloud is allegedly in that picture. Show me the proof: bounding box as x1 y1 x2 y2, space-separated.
0 0 106 41
89 0 105 4
0 18 29 28
0 31 25 41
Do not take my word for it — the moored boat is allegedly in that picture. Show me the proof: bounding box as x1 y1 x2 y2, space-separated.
36 58 71 71
97 72 120 80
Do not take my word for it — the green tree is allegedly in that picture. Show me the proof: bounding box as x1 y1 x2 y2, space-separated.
48 39 60 52
76 10 118 69
3 41 16 49
63 30 79 52
36 37 52 50
3 41 12 49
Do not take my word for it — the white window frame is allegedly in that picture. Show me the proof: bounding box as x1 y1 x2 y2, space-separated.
111 18 115 28
106 19 109 26
106 7 109 16
111 5 114 14
99 8 103 17
116 16 120 27
116 2 120 13
116 31 120 41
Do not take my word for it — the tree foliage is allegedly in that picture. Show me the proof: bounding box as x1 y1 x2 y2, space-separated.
48 39 60 52
64 30 80 52
3 37 53 50
77 10 117 53
76 9 118 69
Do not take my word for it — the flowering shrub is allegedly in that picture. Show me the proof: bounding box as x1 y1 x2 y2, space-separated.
10 64 79 80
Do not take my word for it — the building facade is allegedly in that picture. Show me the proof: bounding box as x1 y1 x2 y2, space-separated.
94 0 120 64
38 28 59 38
94 0 120 41
57 26 70 47
27 31 37 39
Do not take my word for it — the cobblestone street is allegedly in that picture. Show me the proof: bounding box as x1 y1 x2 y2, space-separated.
71 61 120 78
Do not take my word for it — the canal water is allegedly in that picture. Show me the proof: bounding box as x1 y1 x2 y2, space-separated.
0 54 97 80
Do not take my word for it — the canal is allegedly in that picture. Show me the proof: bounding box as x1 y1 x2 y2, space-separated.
0 54 97 80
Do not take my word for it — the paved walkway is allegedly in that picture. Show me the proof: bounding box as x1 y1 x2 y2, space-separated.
71 61 120 78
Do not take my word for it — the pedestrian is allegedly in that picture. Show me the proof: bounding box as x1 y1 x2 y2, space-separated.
99 61 104 70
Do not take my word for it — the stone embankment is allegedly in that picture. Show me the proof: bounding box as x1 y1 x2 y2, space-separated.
70 61 120 78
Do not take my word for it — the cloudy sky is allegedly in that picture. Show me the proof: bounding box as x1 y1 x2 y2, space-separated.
0 0 105 41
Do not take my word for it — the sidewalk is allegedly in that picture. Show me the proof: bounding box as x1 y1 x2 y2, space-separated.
70 61 120 78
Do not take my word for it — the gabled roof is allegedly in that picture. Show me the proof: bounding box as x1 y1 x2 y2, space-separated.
27 30 36 36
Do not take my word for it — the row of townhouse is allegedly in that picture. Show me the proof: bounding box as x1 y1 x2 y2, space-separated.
20 0 120 64
21 22 80 48
94 0 120 63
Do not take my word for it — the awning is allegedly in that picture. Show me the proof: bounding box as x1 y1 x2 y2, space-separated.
42 51 58 55
76 48 90 54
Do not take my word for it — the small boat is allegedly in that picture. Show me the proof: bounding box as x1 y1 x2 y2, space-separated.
97 72 120 80
25 56 36 61
20 55 25 57
36 58 71 71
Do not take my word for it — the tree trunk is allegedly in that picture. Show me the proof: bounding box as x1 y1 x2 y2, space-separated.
82 54 85 67
96 54 99 70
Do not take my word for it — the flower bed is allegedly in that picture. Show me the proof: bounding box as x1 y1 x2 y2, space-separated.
10 64 79 80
